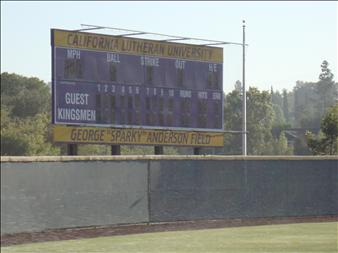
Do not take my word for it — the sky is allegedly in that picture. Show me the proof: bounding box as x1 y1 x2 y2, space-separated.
1 1 337 93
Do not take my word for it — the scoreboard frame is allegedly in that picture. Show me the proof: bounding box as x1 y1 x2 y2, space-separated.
51 28 224 133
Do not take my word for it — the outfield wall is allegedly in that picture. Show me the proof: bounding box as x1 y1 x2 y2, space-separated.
1 158 149 234
1 156 337 235
149 159 338 221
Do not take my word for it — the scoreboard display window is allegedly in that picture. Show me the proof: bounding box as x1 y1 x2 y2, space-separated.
52 29 223 131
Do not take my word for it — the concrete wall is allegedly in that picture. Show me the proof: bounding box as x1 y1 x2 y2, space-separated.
1 156 337 235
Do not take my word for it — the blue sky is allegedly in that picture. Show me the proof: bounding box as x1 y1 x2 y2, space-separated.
1 1 337 93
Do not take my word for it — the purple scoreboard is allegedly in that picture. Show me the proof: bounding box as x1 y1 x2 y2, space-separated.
51 29 224 131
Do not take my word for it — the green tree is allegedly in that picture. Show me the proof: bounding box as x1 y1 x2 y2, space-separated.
1 112 60 156
292 62 336 130
223 90 242 154
272 104 285 128
223 87 288 155
316 60 336 116
273 132 293 155
271 89 283 110
246 87 275 155
1 72 59 156
1 72 50 118
271 88 286 128
306 103 338 155
234 80 242 94
293 81 320 129
1 106 29 155
319 60 334 81
282 89 290 124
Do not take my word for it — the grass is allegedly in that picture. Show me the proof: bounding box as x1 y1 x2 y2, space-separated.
1 222 337 253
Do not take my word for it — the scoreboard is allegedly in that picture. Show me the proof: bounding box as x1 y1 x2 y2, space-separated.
51 29 223 132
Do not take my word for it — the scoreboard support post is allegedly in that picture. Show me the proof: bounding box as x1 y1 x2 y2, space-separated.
154 146 164 155
193 147 201 155
67 144 78 156
111 145 121 155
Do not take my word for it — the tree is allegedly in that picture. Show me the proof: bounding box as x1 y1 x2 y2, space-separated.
306 103 338 155
271 88 283 109
246 87 275 155
1 72 50 118
316 60 336 116
234 80 242 94
319 60 334 82
222 90 242 154
272 105 285 128
222 87 286 155
1 106 29 155
292 62 336 130
1 72 58 155
273 132 293 155
1 111 60 156
293 81 320 129
282 89 290 124
271 88 285 128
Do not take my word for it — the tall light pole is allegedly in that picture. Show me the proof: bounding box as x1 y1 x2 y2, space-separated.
242 20 247 156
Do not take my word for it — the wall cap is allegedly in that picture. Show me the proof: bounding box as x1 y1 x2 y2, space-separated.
1 155 338 163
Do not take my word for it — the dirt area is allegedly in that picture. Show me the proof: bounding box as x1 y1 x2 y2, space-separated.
1 215 337 247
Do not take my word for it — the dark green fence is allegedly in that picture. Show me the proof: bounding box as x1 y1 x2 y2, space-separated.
1 156 337 235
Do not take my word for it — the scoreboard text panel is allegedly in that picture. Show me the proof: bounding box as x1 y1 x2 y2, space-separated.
53 125 224 147
52 29 223 131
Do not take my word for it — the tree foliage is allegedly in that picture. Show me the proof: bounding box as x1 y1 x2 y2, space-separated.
223 90 242 154
319 60 334 82
1 73 58 156
316 61 336 116
306 103 338 155
1 109 59 155
1 72 50 118
273 132 293 155
293 81 320 128
293 61 337 129
246 87 275 155
282 89 290 124
223 87 291 155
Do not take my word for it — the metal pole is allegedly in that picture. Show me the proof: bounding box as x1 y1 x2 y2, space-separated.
242 20 247 156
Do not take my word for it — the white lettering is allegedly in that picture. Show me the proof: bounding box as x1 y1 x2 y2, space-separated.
175 59 186 69
212 92 221 100
65 93 89 105
198 91 208 99
179 90 192 98
209 63 217 72
67 49 80 59
140 56 160 67
107 53 120 63
57 108 96 121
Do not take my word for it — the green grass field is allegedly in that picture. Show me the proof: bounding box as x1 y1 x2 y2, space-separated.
1 222 337 253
